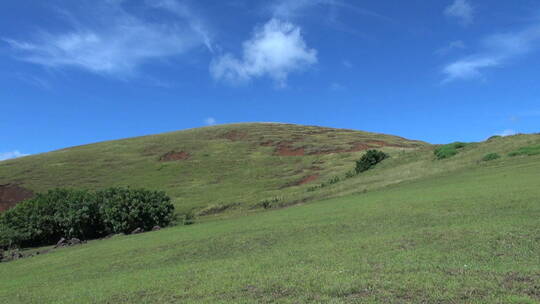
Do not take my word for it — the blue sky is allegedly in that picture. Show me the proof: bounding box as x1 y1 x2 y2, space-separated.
2 0 540 160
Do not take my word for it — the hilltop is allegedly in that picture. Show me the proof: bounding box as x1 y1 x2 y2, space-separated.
0 123 426 214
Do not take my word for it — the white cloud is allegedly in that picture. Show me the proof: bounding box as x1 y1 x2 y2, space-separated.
270 0 387 22
444 0 474 27
3 1 211 77
342 60 353 69
0 151 29 162
442 23 540 82
149 0 213 53
204 117 217 125
498 129 517 137
436 40 466 55
210 18 317 87
443 57 499 82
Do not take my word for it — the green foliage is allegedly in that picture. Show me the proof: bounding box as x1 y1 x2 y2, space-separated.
179 211 195 226
0 188 174 248
487 135 502 141
0 189 102 248
257 197 283 209
345 170 356 179
482 153 501 161
96 188 175 234
328 176 341 185
508 145 540 157
355 150 389 174
434 142 469 160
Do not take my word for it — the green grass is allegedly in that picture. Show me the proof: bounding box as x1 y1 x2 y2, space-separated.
508 144 540 157
482 153 501 162
0 123 426 215
1 153 540 303
3 123 539 219
434 142 470 159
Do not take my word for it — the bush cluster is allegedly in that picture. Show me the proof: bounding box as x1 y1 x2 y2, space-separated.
307 150 389 193
434 142 469 160
0 187 174 248
355 150 389 174
482 153 501 162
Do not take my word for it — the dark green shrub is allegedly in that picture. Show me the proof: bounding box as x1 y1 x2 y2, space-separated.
96 188 174 234
487 135 502 141
355 150 388 174
0 187 174 248
434 142 469 160
482 153 500 161
0 189 101 248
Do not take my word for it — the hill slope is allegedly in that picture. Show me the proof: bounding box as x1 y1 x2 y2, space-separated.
1 144 540 303
0 123 426 214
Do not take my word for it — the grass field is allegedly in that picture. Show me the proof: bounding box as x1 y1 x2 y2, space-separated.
1 147 540 303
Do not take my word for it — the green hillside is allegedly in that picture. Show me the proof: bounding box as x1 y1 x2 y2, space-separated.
0 123 427 214
1 134 540 303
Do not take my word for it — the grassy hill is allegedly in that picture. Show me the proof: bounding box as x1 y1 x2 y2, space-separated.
1 134 540 303
0 123 427 214
2 124 540 303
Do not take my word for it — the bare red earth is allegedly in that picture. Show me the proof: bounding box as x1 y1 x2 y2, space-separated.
296 174 319 185
0 184 34 212
160 151 191 161
276 143 306 156
222 131 248 141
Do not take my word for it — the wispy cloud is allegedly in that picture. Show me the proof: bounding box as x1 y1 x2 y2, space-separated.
204 117 217 125
150 0 214 53
210 18 317 87
0 151 29 161
436 40 466 56
342 60 353 69
3 1 212 77
270 0 387 22
442 23 540 82
270 0 332 20
444 0 474 27
498 129 517 137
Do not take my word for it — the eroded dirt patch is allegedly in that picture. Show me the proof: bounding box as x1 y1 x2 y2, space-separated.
222 130 248 141
160 151 191 161
276 143 305 156
0 184 34 212
297 174 319 185
281 174 320 188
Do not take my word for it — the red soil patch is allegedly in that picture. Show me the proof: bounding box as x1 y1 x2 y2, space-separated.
281 174 320 189
222 131 247 141
160 151 191 161
276 142 305 156
273 139 408 157
296 174 319 185
0 184 34 212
